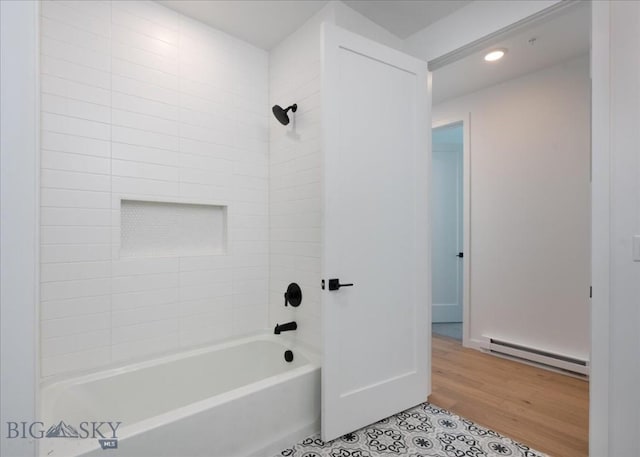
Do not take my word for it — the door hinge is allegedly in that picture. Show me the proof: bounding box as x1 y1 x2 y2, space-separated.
590 286 592 298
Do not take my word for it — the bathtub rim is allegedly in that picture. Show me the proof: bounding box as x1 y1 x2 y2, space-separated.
39 333 320 457
40 331 319 390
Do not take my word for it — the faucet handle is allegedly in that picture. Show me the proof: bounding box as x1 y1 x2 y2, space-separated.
284 282 302 307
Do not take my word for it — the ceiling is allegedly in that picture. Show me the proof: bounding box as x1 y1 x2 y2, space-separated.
432 3 590 105
158 1 328 50
157 0 588 102
158 0 470 50
343 0 471 39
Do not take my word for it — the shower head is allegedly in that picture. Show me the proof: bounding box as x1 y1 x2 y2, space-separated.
272 104 297 126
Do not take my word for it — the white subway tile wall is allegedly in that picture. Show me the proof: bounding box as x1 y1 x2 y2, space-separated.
268 11 325 352
40 0 269 377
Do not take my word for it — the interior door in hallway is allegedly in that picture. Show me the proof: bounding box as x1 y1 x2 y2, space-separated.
432 123 463 323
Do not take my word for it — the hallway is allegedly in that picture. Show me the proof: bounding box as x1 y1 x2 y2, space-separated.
430 335 589 457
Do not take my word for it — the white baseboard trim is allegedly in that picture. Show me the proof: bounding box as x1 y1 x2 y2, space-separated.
465 338 486 351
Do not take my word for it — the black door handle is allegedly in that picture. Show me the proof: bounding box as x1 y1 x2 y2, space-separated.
328 278 354 291
456 252 464 258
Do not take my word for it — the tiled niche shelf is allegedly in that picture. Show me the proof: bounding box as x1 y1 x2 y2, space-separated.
120 200 227 258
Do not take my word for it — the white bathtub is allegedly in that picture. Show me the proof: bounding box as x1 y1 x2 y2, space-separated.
39 334 320 457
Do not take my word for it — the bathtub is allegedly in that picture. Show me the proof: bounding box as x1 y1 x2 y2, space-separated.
39 334 320 457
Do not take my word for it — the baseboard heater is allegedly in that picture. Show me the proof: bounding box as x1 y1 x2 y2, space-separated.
485 338 589 376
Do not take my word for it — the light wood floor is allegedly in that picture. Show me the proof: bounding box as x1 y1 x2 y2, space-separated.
429 335 589 457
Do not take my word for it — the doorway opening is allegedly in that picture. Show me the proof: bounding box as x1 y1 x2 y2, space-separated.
428 2 591 456
431 121 468 343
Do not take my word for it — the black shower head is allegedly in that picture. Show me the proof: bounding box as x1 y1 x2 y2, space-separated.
272 104 297 126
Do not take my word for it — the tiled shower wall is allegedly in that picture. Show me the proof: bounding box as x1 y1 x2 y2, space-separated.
39 0 269 377
268 9 328 352
266 4 402 351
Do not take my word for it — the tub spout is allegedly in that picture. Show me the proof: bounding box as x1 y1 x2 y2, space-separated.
274 321 297 334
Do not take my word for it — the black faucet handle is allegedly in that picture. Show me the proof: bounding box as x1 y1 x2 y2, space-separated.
284 283 302 307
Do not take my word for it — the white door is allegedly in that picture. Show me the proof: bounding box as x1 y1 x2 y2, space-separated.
432 124 464 323
320 23 430 441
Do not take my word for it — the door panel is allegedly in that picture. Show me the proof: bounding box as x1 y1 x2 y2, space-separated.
321 23 430 441
432 125 464 323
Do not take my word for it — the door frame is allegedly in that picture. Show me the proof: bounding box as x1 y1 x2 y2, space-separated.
424 2 618 454
431 115 471 348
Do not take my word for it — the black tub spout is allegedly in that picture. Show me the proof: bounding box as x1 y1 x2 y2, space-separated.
274 321 297 334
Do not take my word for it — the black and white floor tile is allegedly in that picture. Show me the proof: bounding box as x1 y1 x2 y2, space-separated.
276 402 548 457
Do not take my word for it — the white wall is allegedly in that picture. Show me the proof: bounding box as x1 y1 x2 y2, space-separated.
39 0 269 378
1 2 39 454
433 55 591 360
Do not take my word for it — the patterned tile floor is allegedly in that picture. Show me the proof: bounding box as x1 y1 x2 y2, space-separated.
275 402 547 457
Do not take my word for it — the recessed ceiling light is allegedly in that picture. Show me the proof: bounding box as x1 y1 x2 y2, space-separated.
484 49 507 62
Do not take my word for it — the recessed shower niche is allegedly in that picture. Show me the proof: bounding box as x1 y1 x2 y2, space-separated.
120 200 227 258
